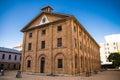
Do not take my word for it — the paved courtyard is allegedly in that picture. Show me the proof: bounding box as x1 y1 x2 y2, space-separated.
0 70 120 80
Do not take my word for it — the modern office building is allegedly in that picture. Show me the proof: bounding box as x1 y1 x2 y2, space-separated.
21 6 100 75
100 34 120 64
105 34 120 43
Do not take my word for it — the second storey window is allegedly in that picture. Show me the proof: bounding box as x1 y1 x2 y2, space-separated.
74 26 76 32
57 38 62 47
41 29 46 35
9 55 11 60
15 55 17 60
79 31 81 36
2 54 5 59
28 43 32 51
41 41 45 49
80 42 82 49
57 25 62 31
74 38 77 48
29 32 32 38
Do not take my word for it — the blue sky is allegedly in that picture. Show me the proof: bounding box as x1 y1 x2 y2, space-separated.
0 0 120 48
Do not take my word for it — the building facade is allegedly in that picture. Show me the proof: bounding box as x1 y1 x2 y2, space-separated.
0 47 21 70
100 34 120 64
21 6 100 75
105 34 120 43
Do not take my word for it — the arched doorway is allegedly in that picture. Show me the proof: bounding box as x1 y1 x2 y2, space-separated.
40 57 45 73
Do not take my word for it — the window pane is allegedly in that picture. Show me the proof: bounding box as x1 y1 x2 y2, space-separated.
9 55 11 60
80 42 82 49
28 43 32 50
79 31 81 36
2 54 5 59
29 33 32 38
27 60 31 68
41 41 45 49
41 30 46 35
75 56 77 68
58 59 62 68
57 26 62 31
74 38 77 48
57 38 62 47
74 26 76 32
15 55 17 60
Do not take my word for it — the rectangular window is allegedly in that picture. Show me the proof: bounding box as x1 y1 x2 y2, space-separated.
27 60 31 68
15 55 17 60
74 38 77 48
2 54 5 59
57 25 62 31
80 42 82 49
74 26 76 32
81 56 83 68
58 59 62 68
41 29 46 35
28 43 32 51
29 33 32 38
79 31 81 36
41 41 45 49
57 38 62 47
9 55 11 60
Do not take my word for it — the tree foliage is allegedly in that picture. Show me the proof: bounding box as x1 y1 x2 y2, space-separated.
108 52 120 67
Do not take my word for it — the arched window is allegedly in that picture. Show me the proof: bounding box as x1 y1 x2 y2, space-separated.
75 55 77 68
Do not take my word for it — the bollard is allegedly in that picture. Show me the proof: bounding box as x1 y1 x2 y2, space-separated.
16 70 22 78
0 69 4 76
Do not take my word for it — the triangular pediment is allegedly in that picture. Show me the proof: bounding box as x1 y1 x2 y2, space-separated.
39 15 49 25
21 12 71 32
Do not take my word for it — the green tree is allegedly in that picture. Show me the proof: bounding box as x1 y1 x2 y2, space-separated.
108 52 120 68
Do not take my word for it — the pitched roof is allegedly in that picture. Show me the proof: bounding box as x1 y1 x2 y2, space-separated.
20 12 73 32
20 10 99 47
0 47 22 54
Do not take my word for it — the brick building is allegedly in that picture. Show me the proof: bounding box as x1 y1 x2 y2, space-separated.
21 6 100 75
